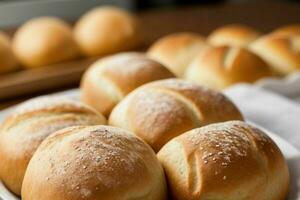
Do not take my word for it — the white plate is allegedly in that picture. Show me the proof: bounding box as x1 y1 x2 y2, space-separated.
0 89 300 200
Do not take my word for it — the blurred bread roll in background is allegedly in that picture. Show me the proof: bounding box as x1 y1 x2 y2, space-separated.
74 6 141 57
22 125 167 200
208 24 261 47
250 34 300 75
184 45 272 90
109 79 243 151
157 121 289 200
81 52 174 116
147 32 208 77
0 97 106 195
272 24 300 37
12 17 79 68
0 32 18 74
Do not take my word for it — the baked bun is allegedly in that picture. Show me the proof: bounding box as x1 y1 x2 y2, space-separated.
272 24 300 37
250 34 300 75
158 121 289 200
147 32 208 77
22 125 167 200
74 6 141 56
12 17 79 68
0 97 106 195
81 52 175 116
0 32 18 74
184 45 272 90
109 79 243 152
208 24 261 47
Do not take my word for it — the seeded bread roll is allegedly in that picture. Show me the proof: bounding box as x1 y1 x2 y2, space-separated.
12 17 79 68
0 32 18 74
22 125 167 200
184 45 272 90
250 34 300 75
80 52 175 116
208 24 261 47
74 6 141 56
272 24 300 37
157 121 289 200
0 97 106 195
147 32 208 77
109 79 243 152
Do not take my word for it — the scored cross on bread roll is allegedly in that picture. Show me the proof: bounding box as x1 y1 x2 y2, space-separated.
184 45 272 90
22 125 167 200
109 79 243 152
0 97 106 195
158 121 289 200
80 52 175 116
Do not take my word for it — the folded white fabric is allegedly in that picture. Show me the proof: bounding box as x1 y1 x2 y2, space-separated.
225 84 300 150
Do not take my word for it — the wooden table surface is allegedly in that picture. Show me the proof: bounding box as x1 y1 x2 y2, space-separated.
1 0 300 110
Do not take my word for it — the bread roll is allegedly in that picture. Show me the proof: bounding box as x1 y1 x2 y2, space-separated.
81 52 175 116
272 24 300 37
250 34 300 75
22 125 167 200
157 121 289 200
0 97 106 195
0 32 18 74
12 17 79 68
208 24 261 47
74 6 141 56
109 79 243 152
184 45 272 90
147 32 208 77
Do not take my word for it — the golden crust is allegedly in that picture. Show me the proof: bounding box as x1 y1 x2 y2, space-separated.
147 32 208 77
272 24 300 37
184 45 272 90
250 34 300 75
0 97 106 195
157 121 289 200
208 24 261 47
109 79 243 152
80 52 175 116
21 125 167 200
74 6 141 56
0 32 18 74
12 17 79 68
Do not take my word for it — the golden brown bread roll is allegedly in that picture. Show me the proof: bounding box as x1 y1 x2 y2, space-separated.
184 45 272 90
0 32 18 74
0 97 106 195
80 52 175 116
109 79 243 152
147 32 208 77
250 34 300 75
22 125 167 200
74 6 141 57
208 24 261 47
12 17 79 68
157 121 289 200
272 24 300 37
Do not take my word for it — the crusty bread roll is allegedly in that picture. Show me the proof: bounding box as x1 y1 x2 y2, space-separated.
0 32 18 74
147 32 208 77
272 24 300 37
208 24 261 47
250 34 300 75
12 17 79 68
22 125 167 200
158 121 289 200
184 45 272 90
81 52 175 116
109 79 243 152
74 6 141 57
0 97 106 195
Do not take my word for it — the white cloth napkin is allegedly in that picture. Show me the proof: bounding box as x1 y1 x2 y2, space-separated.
225 84 300 150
